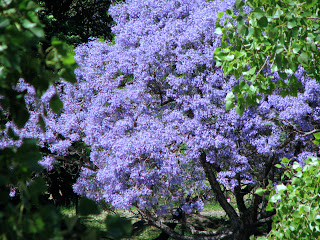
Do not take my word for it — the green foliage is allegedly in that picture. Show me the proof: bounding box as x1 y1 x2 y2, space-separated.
50 93 64 114
105 215 132 239
0 1 132 238
0 0 77 128
0 139 61 239
79 197 101 216
0 141 102 239
255 155 320 239
37 0 114 46
214 0 320 114
0 1 109 239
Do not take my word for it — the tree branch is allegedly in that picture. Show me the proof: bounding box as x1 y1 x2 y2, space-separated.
143 210 232 240
199 152 241 232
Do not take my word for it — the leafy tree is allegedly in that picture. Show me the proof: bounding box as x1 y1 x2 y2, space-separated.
0 0 104 239
215 1 320 238
255 154 320 240
214 0 320 114
0 0 77 129
37 0 114 46
0 0 79 211
15 0 320 239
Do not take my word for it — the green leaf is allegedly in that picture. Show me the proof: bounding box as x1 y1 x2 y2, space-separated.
225 92 235 102
243 66 257 76
224 55 235 61
226 101 235 111
12 104 30 129
253 8 265 19
17 138 42 170
26 1 41 11
0 44 8 52
298 52 308 64
275 164 282 168
273 9 283 18
237 20 248 35
277 184 287 193
29 27 44 38
64 216 78 232
247 27 254 39
279 72 287 79
255 187 266 196
8 127 19 140
302 11 312 17
257 16 268 27
79 197 101 216
292 162 301 170
266 204 273 211
282 157 291 163
275 45 284 54
28 177 47 197
314 132 320 140
218 12 224 18
214 27 223 34
287 20 297 29
62 54 76 65
307 33 315 42
49 94 63 114
0 17 10 29
271 64 278 73
240 82 249 91
292 43 301 54
38 115 46 132
269 194 281 203
280 90 288 97
105 215 132 239
225 9 234 16
235 105 244 115
313 140 320 145
22 19 36 29
58 68 77 83
292 177 300 185
235 0 244 9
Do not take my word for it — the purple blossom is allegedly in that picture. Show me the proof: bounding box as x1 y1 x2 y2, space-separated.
39 156 56 171
7 0 320 218
9 188 16 197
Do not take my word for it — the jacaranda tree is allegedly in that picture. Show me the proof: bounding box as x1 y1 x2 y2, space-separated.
11 0 320 239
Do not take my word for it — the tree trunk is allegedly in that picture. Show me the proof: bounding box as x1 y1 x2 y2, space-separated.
199 152 241 236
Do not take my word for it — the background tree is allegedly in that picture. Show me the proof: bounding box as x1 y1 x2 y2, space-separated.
37 0 114 46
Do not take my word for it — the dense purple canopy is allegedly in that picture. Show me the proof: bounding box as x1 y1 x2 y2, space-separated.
4 0 320 217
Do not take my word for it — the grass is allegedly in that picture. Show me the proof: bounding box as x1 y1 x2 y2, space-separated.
129 226 161 240
58 200 230 239
203 199 224 212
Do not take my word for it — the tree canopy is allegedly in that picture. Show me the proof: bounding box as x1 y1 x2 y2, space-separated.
214 0 320 114
37 0 114 46
9 0 320 239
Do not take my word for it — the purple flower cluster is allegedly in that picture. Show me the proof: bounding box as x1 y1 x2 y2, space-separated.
5 0 320 216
